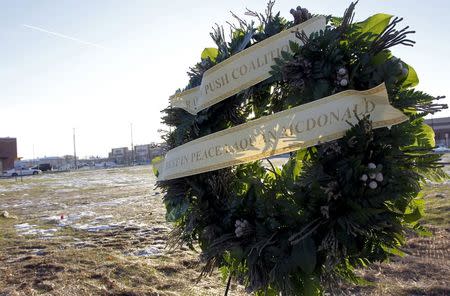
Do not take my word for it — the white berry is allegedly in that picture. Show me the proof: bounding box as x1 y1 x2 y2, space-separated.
369 181 378 189
340 79 348 86
338 68 347 75
376 173 384 182
360 174 368 182
368 163 376 169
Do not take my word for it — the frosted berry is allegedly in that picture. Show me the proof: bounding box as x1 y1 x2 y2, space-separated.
338 68 347 75
340 79 348 86
376 173 384 182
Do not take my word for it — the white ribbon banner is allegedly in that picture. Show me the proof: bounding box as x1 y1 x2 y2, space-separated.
157 84 408 181
170 16 327 114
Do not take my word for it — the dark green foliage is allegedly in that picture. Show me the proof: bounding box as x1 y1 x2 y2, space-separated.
158 2 447 295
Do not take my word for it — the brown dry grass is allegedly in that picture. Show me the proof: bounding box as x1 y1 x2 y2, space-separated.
338 182 450 296
0 167 245 296
0 166 449 295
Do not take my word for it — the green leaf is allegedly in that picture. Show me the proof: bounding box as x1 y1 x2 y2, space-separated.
330 16 343 27
312 79 330 99
402 62 419 88
232 29 245 39
420 123 436 147
280 50 293 61
255 287 278 296
404 207 423 223
151 156 163 177
413 224 432 236
293 150 307 181
201 47 219 62
166 201 189 221
372 50 392 65
404 197 426 224
357 13 393 36
219 266 230 283
302 275 321 296
381 244 405 257
229 245 245 260
289 40 300 53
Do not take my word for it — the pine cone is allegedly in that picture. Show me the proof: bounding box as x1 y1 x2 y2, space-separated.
301 8 311 21
281 56 312 91
235 219 252 238
322 141 342 155
290 6 312 25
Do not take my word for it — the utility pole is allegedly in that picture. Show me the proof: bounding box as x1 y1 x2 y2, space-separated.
73 128 78 169
32 144 35 166
130 123 134 165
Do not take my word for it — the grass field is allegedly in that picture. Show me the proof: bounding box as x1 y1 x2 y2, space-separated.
0 165 448 295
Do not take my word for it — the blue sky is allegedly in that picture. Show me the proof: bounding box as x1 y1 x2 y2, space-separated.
1 0 449 159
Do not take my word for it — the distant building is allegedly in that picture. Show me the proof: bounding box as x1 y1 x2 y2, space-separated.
134 143 166 164
109 147 130 164
0 137 17 171
425 117 450 147
134 144 152 164
108 143 166 165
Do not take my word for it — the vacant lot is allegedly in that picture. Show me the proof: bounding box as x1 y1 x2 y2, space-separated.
0 165 449 295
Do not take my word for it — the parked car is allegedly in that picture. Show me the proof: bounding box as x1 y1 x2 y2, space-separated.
31 163 52 171
2 168 42 177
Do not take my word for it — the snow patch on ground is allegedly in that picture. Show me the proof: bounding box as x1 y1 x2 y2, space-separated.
14 223 58 237
133 246 162 257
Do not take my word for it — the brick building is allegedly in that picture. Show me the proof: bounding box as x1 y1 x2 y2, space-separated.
0 137 17 172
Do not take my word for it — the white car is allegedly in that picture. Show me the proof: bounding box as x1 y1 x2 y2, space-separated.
433 146 450 153
2 168 42 177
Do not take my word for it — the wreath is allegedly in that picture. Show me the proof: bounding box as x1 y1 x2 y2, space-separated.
157 2 447 295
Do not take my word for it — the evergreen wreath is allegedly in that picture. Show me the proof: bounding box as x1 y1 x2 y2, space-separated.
157 2 447 295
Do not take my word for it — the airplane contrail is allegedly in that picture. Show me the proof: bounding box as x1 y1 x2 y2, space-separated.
23 24 107 49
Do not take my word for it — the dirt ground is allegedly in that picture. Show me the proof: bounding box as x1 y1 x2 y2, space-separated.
0 165 449 296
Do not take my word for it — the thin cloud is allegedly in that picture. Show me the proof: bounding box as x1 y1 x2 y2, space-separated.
23 24 107 49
